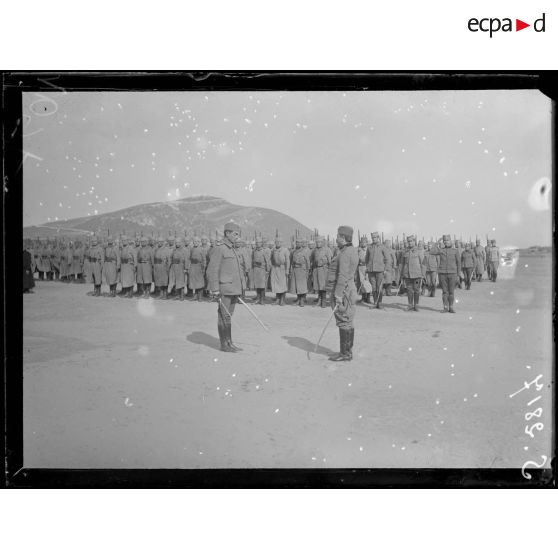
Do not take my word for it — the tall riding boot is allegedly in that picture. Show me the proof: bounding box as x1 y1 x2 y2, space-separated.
110 284 116 297
178 288 184 301
279 293 285 306
413 292 420 311
197 290 202 302
126 287 133 298
347 328 354 360
274 293 280 305
320 291 327 308
218 323 235 352
442 294 449 312
385 285 392 297
376 292 383 309
449 295 456 313
430 285 435 297
260 289 266 304
227 323 243 352
161 288 168 300
329 329 351 361
301 294 306 307
144 284 150 298
95 284 102 296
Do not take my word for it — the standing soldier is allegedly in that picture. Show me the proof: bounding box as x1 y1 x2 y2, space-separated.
423 242 439 297
59 241 72 282
270 234 290 305
168 238 188 300
307 239 316 294
383 239 397 297
355 236 369 303
103 237 120 297
51 241 61 281
264 239 273 292
189 237 206 301
312 236 332 308
153 237 169 299
23 242 36 293
488 239 500 282
429 235 461 313
207 222 246 353
83 238 92 284
461 243 477 290
473 239 486 281
289 238 311 307
485 238 492 279
119 236 137 297
71 240 84 283
40 241 51 280
328 226 359 362
455 240 464 289
365 231 389 309
33 240 41 280
252 237 271 304
399 235 426 311
136 237 154 298
88 237 104 296
200 235 211 297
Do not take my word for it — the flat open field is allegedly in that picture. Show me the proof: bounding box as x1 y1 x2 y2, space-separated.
23 254 553 469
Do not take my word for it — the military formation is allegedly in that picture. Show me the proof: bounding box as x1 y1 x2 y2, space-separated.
24 230 502 360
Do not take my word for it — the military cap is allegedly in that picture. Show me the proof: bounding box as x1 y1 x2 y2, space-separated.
275 234 283 241
107 236 114 243
442 234 451 241
371 231 379 238
168 236 175 242
224 222 240 233
337 225 353 237
315 235 324 242
407 235 416 241
141 237 148 242
193 236 201 242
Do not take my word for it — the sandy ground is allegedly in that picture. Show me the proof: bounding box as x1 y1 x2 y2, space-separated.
23 255 553 469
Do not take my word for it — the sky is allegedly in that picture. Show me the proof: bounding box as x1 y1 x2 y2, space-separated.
22 89 552 247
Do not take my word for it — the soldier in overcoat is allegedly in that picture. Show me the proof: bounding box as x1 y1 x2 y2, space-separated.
399 235 426 311
103 237 121 297
312 236 332 308
168 238 189 300
289 239 311 306
251 238 270 304
270 236 290 305
365 232 389 309
461 243 477 290
136 237 154 297
189 237 207 301
429 235 461 313
119 236 137 297
88 237 105 296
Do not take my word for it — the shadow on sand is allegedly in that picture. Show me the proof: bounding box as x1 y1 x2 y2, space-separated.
187 331 221 351
282 336 332 357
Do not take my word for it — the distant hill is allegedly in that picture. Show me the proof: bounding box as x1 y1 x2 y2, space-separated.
23 196 314 241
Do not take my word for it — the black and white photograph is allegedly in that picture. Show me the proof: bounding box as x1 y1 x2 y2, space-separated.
8 74 554 484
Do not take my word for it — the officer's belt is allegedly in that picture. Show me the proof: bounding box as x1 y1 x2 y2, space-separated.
171 259 182 264
154 258 163 264
253 263 264 267
89 257 101 262
139 260 149 264
121 258 130 263
105 258 116 262
72 256 80 260
292 264 305 268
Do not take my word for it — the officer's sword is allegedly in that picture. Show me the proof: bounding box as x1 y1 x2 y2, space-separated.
314 303 339 354
237 296 270 332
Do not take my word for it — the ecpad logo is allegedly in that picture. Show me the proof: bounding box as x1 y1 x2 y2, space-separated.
468 13 546 37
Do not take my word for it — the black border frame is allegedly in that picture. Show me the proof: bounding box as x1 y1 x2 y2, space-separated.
3 71 556 488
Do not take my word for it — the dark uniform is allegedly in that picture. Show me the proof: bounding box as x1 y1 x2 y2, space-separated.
23 248 35 293
329 226 359 362
189 238 207 301
429 235 461 313
207 222 246 352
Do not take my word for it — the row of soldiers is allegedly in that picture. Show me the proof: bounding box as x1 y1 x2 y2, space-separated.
23 234 501 312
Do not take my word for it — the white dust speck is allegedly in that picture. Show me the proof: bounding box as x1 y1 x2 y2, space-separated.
358 415 362 419
524 447 529 451
275 408 279 413
443 347 447 351
408 347 412 351
474 393 478 398
435 399 440 405
440 420 444 424
526 365 531 369
401 446 406 451
515 326 521 333
124 397 133 407
463 398 468 402
359 447 363 452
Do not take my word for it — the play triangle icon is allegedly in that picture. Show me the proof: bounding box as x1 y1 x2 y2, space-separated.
516 19 530 31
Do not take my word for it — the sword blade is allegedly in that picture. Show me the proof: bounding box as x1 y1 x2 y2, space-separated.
238 297 270 331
